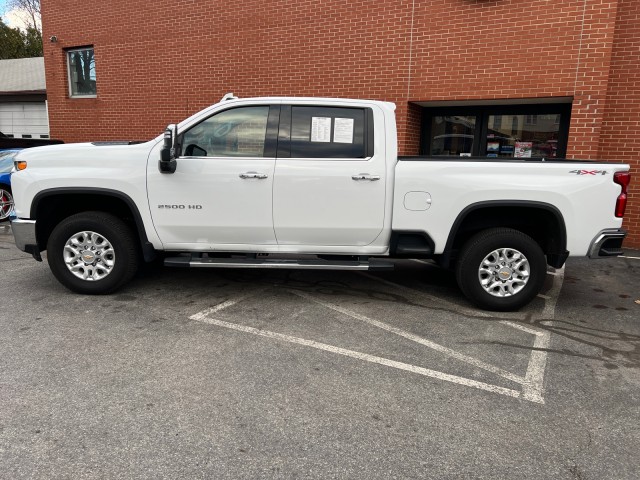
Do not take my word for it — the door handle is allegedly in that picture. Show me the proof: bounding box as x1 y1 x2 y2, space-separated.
352 174 381 181
239 172 269 179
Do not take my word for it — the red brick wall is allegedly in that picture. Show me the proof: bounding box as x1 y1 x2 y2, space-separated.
41 0 639 247
598 0 640 247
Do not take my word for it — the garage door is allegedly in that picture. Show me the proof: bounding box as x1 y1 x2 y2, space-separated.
0 102 49 138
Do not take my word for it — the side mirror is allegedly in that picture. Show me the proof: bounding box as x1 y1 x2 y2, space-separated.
159 124 177 174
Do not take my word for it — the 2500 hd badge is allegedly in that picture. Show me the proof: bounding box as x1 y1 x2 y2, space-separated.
158 204 203 210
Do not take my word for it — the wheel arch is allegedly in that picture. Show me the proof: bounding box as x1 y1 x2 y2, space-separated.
441 200 568 269
31 187 156 261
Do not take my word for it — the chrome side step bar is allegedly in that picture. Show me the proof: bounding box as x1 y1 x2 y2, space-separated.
164 255 394 271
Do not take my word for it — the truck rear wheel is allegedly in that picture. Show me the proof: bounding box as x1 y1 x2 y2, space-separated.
455 228 546 311
47 212 139 294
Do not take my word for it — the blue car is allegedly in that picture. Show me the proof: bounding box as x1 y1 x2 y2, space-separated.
0 149 21 222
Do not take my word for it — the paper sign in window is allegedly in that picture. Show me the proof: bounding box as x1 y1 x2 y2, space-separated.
334 118 354 144
515 141 533 158
311 117 331 142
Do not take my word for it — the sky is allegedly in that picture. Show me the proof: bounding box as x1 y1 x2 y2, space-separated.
1 0 34 30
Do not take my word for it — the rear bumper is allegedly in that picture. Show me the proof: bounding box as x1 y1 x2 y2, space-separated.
11 218 37 253
588 229 627 258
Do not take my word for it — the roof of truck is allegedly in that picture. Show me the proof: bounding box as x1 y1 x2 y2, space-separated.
215 93 396 110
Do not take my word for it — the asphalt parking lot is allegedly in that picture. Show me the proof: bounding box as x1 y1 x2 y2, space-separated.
1 224 639 479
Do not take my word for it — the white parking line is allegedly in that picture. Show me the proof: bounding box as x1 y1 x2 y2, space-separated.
289 289 526 385
515 267 563 402
186 263 565 405
362 268 563 403
498 321 543 336
620 255 640 260
191 314 524 401
189 288 268 321
189 287 547 404
541 267 564 320
522 331 550 403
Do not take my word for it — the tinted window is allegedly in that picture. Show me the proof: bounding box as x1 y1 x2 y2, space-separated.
182 106 270 157
290 107 366 158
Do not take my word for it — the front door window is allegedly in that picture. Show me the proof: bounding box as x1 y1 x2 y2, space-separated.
182 106 270 157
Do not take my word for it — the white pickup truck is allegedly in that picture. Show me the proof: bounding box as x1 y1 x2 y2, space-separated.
10 95 631 311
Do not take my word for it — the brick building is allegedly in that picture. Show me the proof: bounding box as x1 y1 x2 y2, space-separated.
40 0 639 247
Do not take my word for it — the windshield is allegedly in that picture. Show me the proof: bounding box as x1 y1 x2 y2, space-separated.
0 151 19 173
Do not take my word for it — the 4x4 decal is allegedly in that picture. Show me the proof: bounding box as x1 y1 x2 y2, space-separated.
569 169 608 175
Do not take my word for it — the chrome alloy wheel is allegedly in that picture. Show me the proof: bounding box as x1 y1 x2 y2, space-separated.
63 231 115 281
0 188 13 221
478 247 530 297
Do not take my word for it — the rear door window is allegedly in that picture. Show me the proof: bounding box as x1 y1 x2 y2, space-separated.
288 106 367 158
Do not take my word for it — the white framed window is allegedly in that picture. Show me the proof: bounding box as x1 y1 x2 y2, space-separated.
67 47 96 98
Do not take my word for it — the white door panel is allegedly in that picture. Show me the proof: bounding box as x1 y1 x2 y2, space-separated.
147 156 276 245
273 159 385 245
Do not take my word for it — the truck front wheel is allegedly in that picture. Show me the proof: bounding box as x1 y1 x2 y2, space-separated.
47 212 139 294
455 228 546 311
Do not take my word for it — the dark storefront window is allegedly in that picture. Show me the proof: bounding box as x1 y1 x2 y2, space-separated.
422 103 571 159
429 115 476 156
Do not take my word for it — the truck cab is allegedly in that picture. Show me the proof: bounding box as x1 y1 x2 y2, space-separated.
149 97 394 254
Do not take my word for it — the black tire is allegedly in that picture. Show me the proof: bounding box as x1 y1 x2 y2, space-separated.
47 211 140 294
455 228 546 311
0 184 13 223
